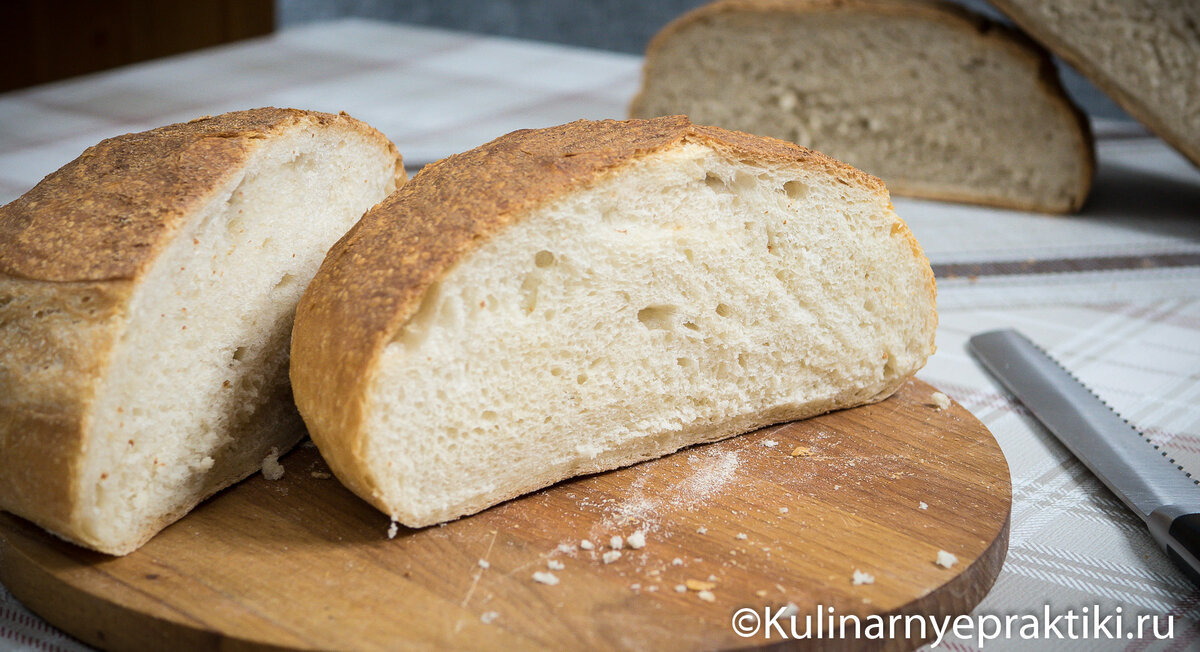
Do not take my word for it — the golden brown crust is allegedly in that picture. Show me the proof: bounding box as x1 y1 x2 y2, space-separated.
630 0 1095 213
989 0 1199 168
291 115 916 510
0 107 402 555
0 107 403 282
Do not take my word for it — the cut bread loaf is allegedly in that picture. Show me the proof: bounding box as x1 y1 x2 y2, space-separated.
0 108 404 555
630 0 1094 213
291 116 936 528
990 0 1200 168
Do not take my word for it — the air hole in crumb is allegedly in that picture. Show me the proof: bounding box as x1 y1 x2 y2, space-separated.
677 357 694 368
716 303 732 317
577 373 588 384
551 367 564 377
482 410 498 422
274 274 296 290
683 321 700 331
544 309 555 320
775 270 788 282
784 180 809 200
738 353 749 367
683 248 695 263
637 304 678 330
704 173 726 191
534 250 556 268
232 346 247 361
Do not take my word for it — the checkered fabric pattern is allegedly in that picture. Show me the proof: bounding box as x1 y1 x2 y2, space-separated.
1 19 1198 651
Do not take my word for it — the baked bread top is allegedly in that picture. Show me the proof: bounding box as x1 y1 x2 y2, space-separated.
291 115 930 503
0 108 403 282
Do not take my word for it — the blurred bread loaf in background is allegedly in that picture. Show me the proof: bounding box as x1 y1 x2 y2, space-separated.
989 0 1200 168
0 108 404 554
631 0 1095 213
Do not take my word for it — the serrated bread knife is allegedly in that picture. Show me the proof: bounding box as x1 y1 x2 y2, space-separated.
968 328 1200 585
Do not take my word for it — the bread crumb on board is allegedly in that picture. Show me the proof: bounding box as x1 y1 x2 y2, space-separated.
779 507 789 514
672 557 684 566
480 611 499 624
674 584 687 593
610 535 624 550
580 539 595 550
697 590 716 602
602 550 622 564
261 447 285 480
478 559 490 569
547 559 565 571
697 526 708 534
762 439 779 448
852 569 875 585
735 532 748 540
790 446 811 457
755 589 768 597
919 501 929 510
936 550 959 568
686 579 716 591
310 471 331 479
557 543 575 554
627 530 647 549
387 521 398 540
930 391 952 410
532 571 559 585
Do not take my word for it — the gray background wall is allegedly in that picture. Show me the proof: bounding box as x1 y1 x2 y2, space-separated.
277 0 1132 121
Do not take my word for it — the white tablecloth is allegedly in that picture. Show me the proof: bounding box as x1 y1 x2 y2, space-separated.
2 19 1198 651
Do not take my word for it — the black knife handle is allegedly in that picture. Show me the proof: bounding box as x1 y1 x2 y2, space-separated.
1150 506 1200 587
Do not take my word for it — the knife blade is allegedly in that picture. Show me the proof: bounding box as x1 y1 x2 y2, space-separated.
968 328 1200 584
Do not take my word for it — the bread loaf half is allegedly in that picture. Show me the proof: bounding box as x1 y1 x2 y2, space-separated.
630 0 1094 213
0 108 404 554
990 0 1200 168
291 116 936 528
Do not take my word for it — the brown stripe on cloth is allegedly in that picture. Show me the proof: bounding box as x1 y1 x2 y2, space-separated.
932 253 1200 279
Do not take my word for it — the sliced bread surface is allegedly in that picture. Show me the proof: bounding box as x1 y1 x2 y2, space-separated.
630 0 1094 213
291 116 936 528
990 0 1200 167
0 108 405 554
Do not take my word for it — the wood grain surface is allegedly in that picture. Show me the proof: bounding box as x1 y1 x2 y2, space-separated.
0 379 1011 651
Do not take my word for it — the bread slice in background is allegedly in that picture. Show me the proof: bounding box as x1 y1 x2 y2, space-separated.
291 116 936 529
0 108 405 555
630 0 1094 213
989 0 1200 168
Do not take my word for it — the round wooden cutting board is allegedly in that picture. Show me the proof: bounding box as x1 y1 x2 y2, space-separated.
0 379 1010 651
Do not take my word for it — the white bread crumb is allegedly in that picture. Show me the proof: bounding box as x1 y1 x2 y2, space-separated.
936 550 959 568
931 391 951 410
707 574 718 582
386 521 398 539
672 557 684 566
755 589 768 597
697 590 716 602
674 584 687 592
852 569 875 585
547 559 565 570
261 447 284 480
310 471 331 479
610 535 623 550
480 611 499 624
697 526 707 534
532 571 559 585
557 543 575 553
627 530 646 549
919 501 928 510
648 586 658 592
630 583 641 590
686 579 716 591
478 559 490 569
579 539 594 550
602 550 622 564
779 507 789 514
762 439 778 448
735 532 748 540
